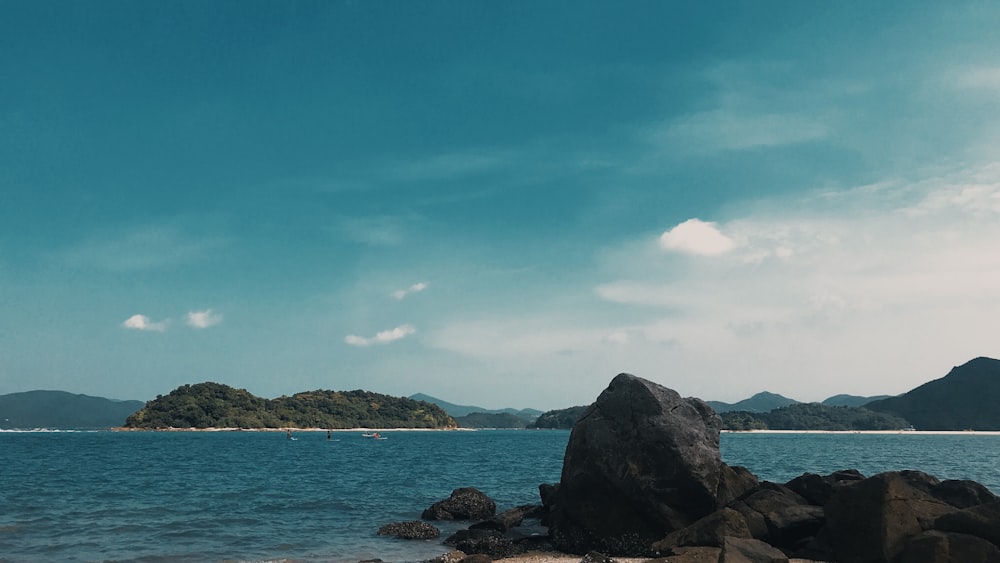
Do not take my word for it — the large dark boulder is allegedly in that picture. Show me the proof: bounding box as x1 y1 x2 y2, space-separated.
423 488 497 521
822 471 958 563
548 373 741 555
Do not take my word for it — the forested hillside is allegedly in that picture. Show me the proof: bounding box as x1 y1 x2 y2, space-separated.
721 403 910 431
124 382 456 429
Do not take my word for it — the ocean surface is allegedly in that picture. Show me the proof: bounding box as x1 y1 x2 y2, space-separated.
1 429 998 563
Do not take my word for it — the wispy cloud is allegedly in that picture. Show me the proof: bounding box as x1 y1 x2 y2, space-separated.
186 309 223 329
122 314 169 332
391 282 429 300
652 110 830 153
57 225 227 273
337 215 415 247
345 324 416 347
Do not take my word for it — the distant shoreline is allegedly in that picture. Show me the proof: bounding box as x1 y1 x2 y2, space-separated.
109 426 476 432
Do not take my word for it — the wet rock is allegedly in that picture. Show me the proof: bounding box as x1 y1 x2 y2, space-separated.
469 504 542 532
443 528 521 559
423 551 466 563
377 520 441 540
423 488 497 521
580 551 616 563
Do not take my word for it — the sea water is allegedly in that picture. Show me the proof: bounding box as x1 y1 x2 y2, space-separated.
1 430 998 563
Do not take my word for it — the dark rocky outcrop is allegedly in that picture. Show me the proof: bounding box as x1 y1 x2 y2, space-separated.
390 371 1000 563
443 529 521 559
896 530 1000 563
820 471 956 562
549 373 748 555
376 520 440 539
422 488 497 521
469 505 541 532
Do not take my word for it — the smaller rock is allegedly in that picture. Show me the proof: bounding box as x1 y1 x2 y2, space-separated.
897 530 1000 563
423 488 498 521
377 521 441 540
460 555 493 563
932 480 999 509
444 528 521 559
934 500 1000 546
653 508 751 551
424 550 466 563
470 504 542 532
664 546 724 562
720 536 788 562
763 505 824 548
580 551 616 563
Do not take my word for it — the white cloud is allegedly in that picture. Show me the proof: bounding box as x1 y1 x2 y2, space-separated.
345 324 416 347
659 219 736 256
186 309 223 329
122 314 168 332
391 282 429 300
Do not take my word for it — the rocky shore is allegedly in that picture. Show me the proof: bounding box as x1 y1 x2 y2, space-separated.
378 374 1000 563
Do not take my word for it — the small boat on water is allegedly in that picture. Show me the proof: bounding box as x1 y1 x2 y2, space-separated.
361 431 386 439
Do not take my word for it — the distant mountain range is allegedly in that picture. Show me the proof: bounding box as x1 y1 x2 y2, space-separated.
0 391 144 429
707 391 893 413
4 357 998 430
408 393 543 422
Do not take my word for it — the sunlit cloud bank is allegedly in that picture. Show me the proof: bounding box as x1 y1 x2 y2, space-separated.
427 165 1000 403
187 309 223 329
596 165 1000 397
122 314 168 332
345 324 416 347
391 282 429 300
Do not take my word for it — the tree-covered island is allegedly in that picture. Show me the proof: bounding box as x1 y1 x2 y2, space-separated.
124 382 457 429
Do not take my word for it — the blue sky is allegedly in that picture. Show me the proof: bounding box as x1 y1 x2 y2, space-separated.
3 2 1000 409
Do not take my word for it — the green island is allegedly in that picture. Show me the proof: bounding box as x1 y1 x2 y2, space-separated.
124 382 456 429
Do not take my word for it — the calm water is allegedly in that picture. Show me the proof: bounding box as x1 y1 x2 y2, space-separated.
1 430 998 563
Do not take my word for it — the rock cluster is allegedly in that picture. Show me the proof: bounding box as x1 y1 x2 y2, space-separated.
544 373 1000 562
376 373 1000 563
